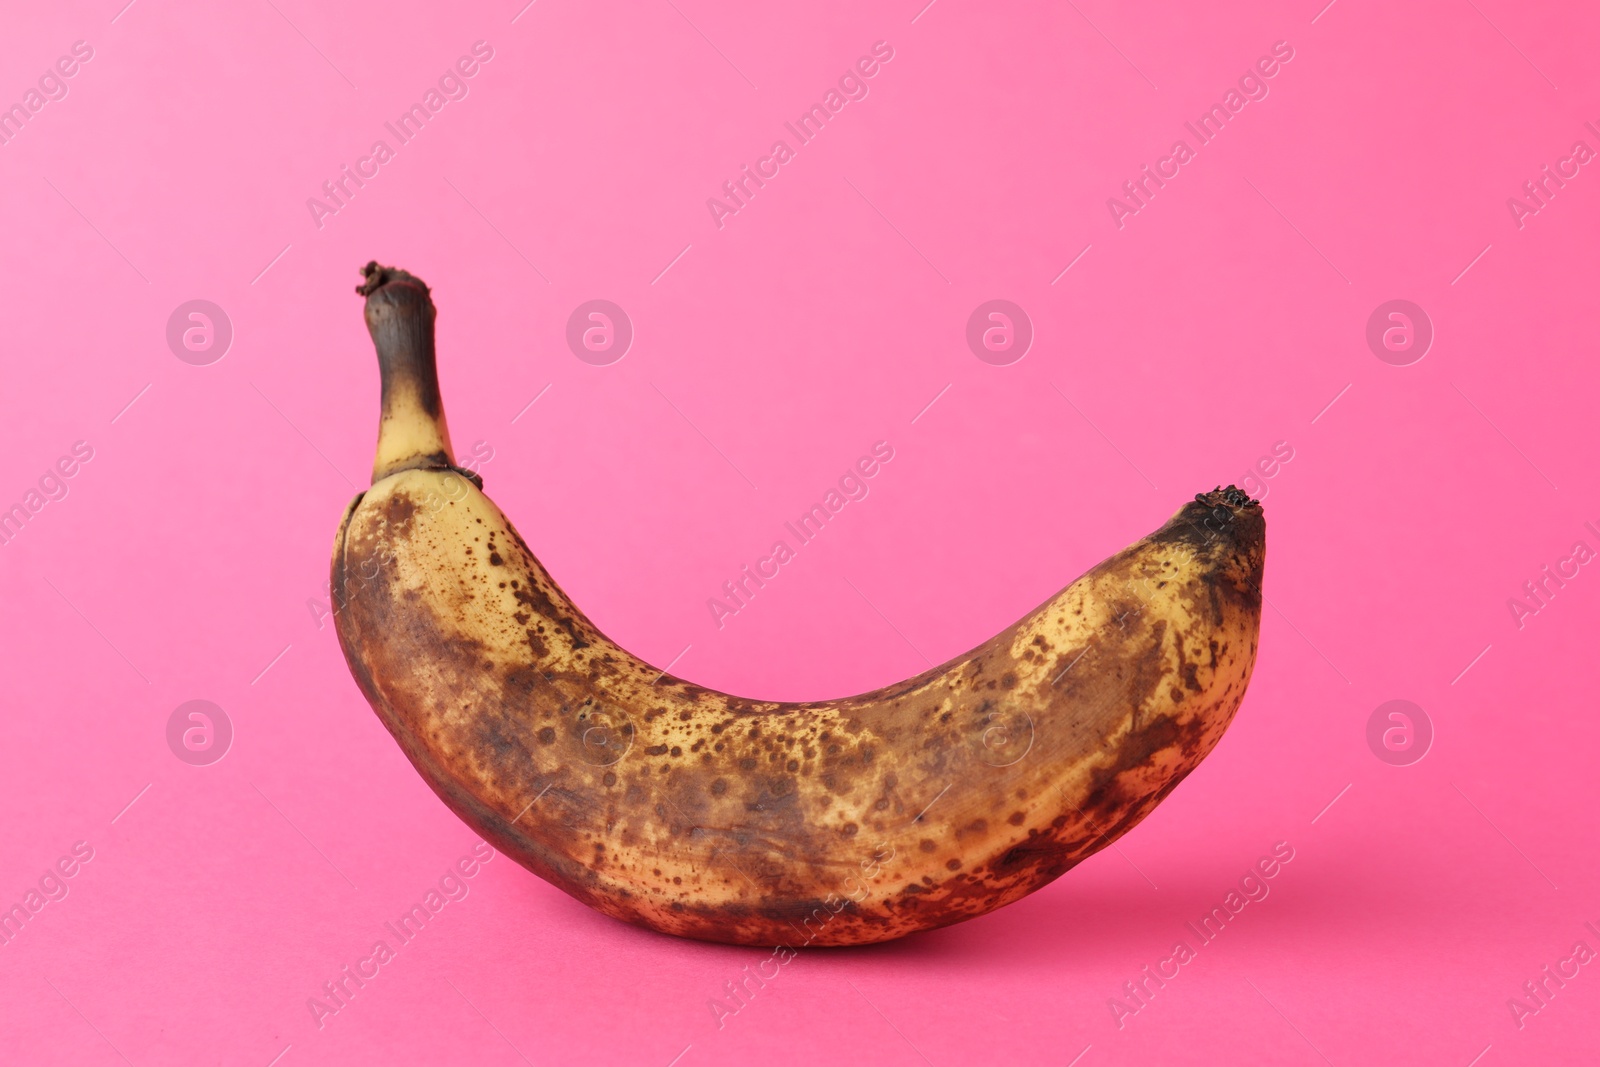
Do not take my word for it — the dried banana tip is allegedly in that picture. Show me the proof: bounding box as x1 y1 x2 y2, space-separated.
1195 485 1260 510
356 261 432 299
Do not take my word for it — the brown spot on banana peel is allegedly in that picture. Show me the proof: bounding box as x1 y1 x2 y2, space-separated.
333 264 1266 947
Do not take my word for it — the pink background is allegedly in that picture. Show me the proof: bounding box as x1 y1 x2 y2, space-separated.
2 0 1597 1063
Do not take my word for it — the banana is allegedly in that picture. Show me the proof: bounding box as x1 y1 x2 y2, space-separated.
332 263 1266 947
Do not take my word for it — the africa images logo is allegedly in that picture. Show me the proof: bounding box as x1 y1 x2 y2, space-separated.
1105 40 1295 229
704 41 896 230
0 40 95 149
305 42 495 229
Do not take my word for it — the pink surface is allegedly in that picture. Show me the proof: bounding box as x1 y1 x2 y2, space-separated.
2 0 1597 1064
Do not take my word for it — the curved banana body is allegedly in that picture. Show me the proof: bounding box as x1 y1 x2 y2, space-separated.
333 264 1266 947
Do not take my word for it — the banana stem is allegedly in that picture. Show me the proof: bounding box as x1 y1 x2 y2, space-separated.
358 261 457 484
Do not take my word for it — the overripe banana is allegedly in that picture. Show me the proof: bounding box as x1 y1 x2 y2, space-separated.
332 263 1266 947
